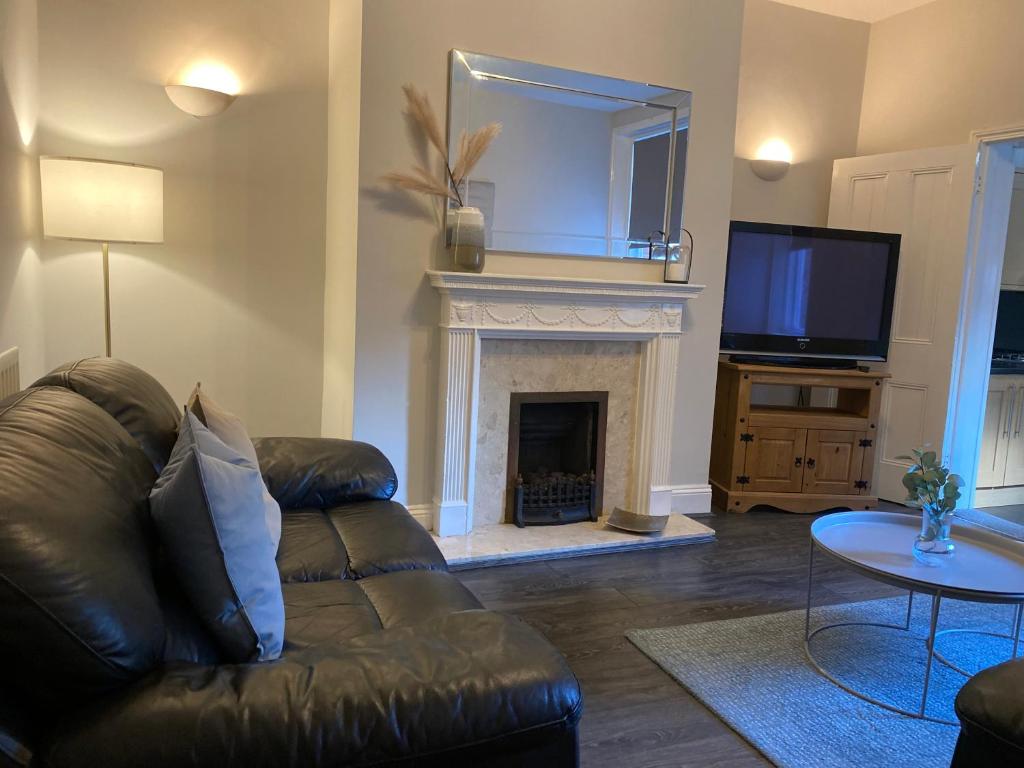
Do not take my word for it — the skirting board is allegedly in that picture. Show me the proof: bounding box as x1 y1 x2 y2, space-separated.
664 483 713 516
406 504 433 530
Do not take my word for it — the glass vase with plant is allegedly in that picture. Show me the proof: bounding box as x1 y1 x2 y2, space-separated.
382 85 501 273
897 447 963 566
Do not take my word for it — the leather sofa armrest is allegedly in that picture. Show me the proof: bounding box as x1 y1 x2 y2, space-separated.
43 611 583 768
954 657 1024 765
252 436 398 510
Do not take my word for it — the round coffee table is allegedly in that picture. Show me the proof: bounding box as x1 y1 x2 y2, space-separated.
805 511 1024 725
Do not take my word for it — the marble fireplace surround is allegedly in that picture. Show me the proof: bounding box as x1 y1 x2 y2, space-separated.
427 270 704 537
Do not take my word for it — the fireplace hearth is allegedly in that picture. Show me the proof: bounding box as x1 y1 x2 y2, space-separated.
506 392 608 527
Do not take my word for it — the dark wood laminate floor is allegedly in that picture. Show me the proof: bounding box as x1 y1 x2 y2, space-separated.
455 508 905 768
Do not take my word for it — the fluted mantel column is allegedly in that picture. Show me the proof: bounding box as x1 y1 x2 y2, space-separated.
432 328 478 536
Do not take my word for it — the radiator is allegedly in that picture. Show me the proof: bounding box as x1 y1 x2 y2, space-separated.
0 347 20 400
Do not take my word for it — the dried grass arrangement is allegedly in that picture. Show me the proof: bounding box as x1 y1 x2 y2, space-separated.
383 84 501 207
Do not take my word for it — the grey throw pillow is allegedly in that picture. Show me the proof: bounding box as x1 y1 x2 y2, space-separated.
150 411 284 662
186 384 282 551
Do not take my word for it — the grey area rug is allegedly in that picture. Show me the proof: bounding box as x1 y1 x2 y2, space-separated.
627 597 1022 768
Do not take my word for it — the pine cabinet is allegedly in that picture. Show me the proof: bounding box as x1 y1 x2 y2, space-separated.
710 361 888 513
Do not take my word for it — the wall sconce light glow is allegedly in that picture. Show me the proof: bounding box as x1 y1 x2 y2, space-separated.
4 0 39 146
750 139 793 181
165 62 240 118
181 62 240 95
755 139 793 163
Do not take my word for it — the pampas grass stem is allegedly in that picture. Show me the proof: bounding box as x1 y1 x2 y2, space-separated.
386 84 502 209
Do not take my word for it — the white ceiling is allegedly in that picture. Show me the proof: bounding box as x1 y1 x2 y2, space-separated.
769 0 937 23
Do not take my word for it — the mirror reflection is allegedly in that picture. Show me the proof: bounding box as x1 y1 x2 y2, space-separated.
448 50 692 259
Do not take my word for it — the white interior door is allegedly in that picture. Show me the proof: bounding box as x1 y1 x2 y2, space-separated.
829 145 977 502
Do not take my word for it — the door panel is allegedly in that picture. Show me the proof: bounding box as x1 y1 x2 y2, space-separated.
746 427 806 493
803 430 866 495
829 145 977 502
976 379 1014 488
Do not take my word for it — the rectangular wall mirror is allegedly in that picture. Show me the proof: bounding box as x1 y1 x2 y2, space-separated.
447 50 692 260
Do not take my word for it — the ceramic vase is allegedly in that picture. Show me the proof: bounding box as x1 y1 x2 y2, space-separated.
446 206 485 273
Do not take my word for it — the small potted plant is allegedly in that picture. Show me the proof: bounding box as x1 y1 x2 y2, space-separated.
383 85 501 273
897 447 963 565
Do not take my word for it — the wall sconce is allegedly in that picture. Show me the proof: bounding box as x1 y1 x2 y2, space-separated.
750 139 792 181
165 62 240 118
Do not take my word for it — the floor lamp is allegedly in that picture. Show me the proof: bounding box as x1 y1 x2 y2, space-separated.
40 157 164 357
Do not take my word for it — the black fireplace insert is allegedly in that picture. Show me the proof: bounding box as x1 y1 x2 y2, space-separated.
506 391 608 527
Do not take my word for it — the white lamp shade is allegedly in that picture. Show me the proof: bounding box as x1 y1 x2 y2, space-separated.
40 157 164 243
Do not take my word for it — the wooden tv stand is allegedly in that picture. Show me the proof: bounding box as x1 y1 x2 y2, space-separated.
710 360 889 514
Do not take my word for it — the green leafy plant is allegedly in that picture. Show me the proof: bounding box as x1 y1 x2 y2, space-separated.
896 447 963 513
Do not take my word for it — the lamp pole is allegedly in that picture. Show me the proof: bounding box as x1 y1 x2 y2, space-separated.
101 242 111 357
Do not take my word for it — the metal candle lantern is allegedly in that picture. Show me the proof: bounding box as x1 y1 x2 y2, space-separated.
664 228 694 284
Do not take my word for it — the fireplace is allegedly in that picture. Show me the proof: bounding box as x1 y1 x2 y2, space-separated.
506 392 608 527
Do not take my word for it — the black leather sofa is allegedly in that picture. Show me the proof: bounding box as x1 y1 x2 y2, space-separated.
952 657 1024 766
0 358 582 767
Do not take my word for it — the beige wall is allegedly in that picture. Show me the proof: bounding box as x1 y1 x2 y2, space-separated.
0 0 44 384
35 0 328 436
353 0 744 508
732 0 869 226
859 0 1024 154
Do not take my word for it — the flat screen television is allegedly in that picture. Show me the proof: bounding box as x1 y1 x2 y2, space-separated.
720 221 901 362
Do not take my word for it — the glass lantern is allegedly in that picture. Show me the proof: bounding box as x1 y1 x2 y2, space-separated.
664 228 693 284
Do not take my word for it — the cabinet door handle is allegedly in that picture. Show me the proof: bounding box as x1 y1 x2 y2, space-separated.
794 457 803 467
1006 387 1016 439
1017 386 1024 437
806 458 816 469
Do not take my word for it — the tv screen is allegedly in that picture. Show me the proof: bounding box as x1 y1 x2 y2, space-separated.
721 222 900 360
994 290 1024 354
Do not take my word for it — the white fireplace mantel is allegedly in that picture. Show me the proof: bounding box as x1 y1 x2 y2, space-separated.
427 270 704 536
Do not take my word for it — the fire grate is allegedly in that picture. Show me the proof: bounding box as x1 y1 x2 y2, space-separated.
506 391 608 527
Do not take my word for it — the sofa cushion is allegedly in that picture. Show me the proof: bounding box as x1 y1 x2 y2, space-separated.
33 357 181 473
329 500 448 578
282 581 382 650
358 570 481 629
187 384 281 551
0 387 165 710
276 510 349 583
151 412 284 662
281 571 480 650
275 501 447 583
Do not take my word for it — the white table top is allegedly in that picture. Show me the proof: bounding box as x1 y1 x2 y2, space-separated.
811 511 1024 601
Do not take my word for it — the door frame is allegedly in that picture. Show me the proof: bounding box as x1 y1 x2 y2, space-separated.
945 125 1024 508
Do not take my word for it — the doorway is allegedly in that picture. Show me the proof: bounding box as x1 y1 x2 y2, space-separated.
828 129 1024 517
946 129 1024 524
